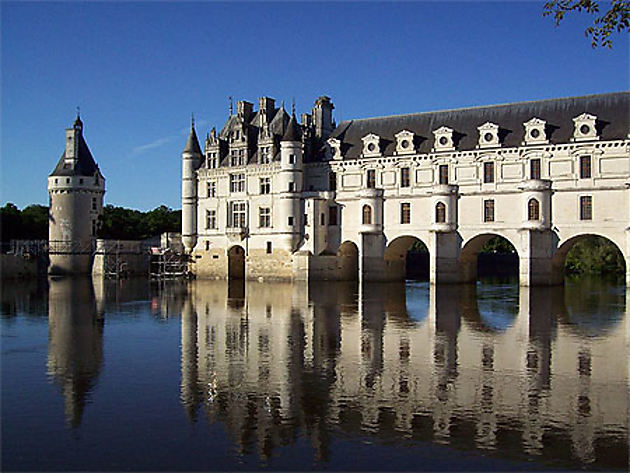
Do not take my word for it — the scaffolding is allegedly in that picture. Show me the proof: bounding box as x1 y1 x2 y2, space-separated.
149 247 189 280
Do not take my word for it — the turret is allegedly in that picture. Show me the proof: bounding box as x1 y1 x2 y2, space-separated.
277 113 304 251
48 112 105 275
182 117 202 254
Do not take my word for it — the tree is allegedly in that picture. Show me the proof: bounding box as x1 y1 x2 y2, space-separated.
543 0 630 48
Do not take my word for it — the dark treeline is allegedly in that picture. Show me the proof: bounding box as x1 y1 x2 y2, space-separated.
0 203 181 242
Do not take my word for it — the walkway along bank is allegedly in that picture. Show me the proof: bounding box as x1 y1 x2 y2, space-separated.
181 92 630 286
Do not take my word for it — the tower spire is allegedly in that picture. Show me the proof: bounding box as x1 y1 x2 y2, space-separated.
229 96 233 116
191 112 195 130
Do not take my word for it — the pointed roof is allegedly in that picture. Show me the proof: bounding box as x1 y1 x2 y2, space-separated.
183 122 202 155
50 124 100 177
282 113 302 142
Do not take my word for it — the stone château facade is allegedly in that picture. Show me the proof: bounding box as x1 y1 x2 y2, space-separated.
181 93 630 285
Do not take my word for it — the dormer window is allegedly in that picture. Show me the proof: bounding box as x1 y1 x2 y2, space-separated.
433 126 455 151
478 122 500 148
394 130 415 155
573 113 598 141
362 133 381 157
523 117 548 145
327 137 341 160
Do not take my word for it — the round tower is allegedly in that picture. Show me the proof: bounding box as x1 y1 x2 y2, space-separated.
277 112 303 251
181 118 202 254
48 113 105 275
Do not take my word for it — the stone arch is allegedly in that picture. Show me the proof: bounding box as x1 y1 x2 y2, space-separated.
384 235 430 281
435 202 446 223
227 245 245 280
459 233 519 283
337 240 359 281
551 233 627 285
528 198 540 221
362 204 372 224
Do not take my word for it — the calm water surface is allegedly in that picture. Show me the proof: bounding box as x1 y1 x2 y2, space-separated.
1 277 628 471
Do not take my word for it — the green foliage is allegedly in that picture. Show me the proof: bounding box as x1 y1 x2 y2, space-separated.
408 239 428 253
98 205 181 240
0 203 48 240
565 236 625 275
543 0 630 48
480 236 516 254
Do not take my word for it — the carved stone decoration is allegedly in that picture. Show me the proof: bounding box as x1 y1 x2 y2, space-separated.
477 122 500 148
523 117 548 145
361 133 381 157
327 137 341 160
394 130 415 155
433 126 455 151
572 113 599 141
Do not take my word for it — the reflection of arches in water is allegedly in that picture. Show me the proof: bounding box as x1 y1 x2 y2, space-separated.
384 235 429 281
227 278 245 309
459 283 519 333
559 279 626 337
552 234 627 284
459 234 519 282
337 241 359 281
404 281 429 324
227 245 245 280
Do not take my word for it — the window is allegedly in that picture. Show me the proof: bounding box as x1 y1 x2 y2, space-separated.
530 158 541 179
362 205 372 224
483 162 494 183
304 213 308 226
580 196 592 220
367 169 376 188
260 146 271 164
435 202 446 223
528 199 540 221
439 165 449 185
266 242 272 254
229 202 247 228
288 216 294 226
259 177 270 194
400 202 411 224
329 206 338 226
288 154 296 164
230 173 245 193
580 155 592 179
320 213 325 225
206 209 217 229
484 199 495 222
230 149 244 166
288 181 295 192
92 197 97 211
207 181 216 198
208 152 217 169
79 178 84 184
259 207 271 228
329 172 337 191
205 241 210 251
400 167 410 188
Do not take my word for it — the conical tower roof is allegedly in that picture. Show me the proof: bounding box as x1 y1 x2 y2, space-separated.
184 117 202 155
282 113 302 142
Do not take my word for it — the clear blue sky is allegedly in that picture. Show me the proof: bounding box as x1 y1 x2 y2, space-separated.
2 1 627 211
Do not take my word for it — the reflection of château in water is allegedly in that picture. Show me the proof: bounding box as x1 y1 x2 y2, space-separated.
47 277 104 428
180 280 628 467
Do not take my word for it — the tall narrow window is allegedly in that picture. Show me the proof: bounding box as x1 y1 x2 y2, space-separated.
329 171 337 191
362 205 372 224
206 209 217 229
266 242 272 254
259 177 270 194
207 181 216 198
92 197 97 211
483 162 495 183
530 158 541 180
400 202 410 224
329 206 338 226
320 213 325 225
435 202 446 223
259 207 271 228
400 167 410 188
288 154 296 164
580 196 592 220
439 165 449 185
229 202 247 228
580 155 592 179
484 199 495 222
288 181 295 192
367 169 376 189
528 198 540 221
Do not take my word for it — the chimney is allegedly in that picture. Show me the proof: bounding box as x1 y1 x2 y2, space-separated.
312 96 334 140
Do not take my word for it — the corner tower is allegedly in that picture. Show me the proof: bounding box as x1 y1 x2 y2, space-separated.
48 113 105 275
278 111 304 251
181 117 202 254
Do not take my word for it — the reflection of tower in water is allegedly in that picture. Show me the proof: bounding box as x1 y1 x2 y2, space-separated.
47 277 103 428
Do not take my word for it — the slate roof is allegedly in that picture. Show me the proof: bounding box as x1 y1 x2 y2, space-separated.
50 132 100 177
184 127 202 155
329 92 630 160
282 114 302 142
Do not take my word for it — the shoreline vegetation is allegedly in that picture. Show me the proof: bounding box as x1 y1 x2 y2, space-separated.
1 203 625 277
